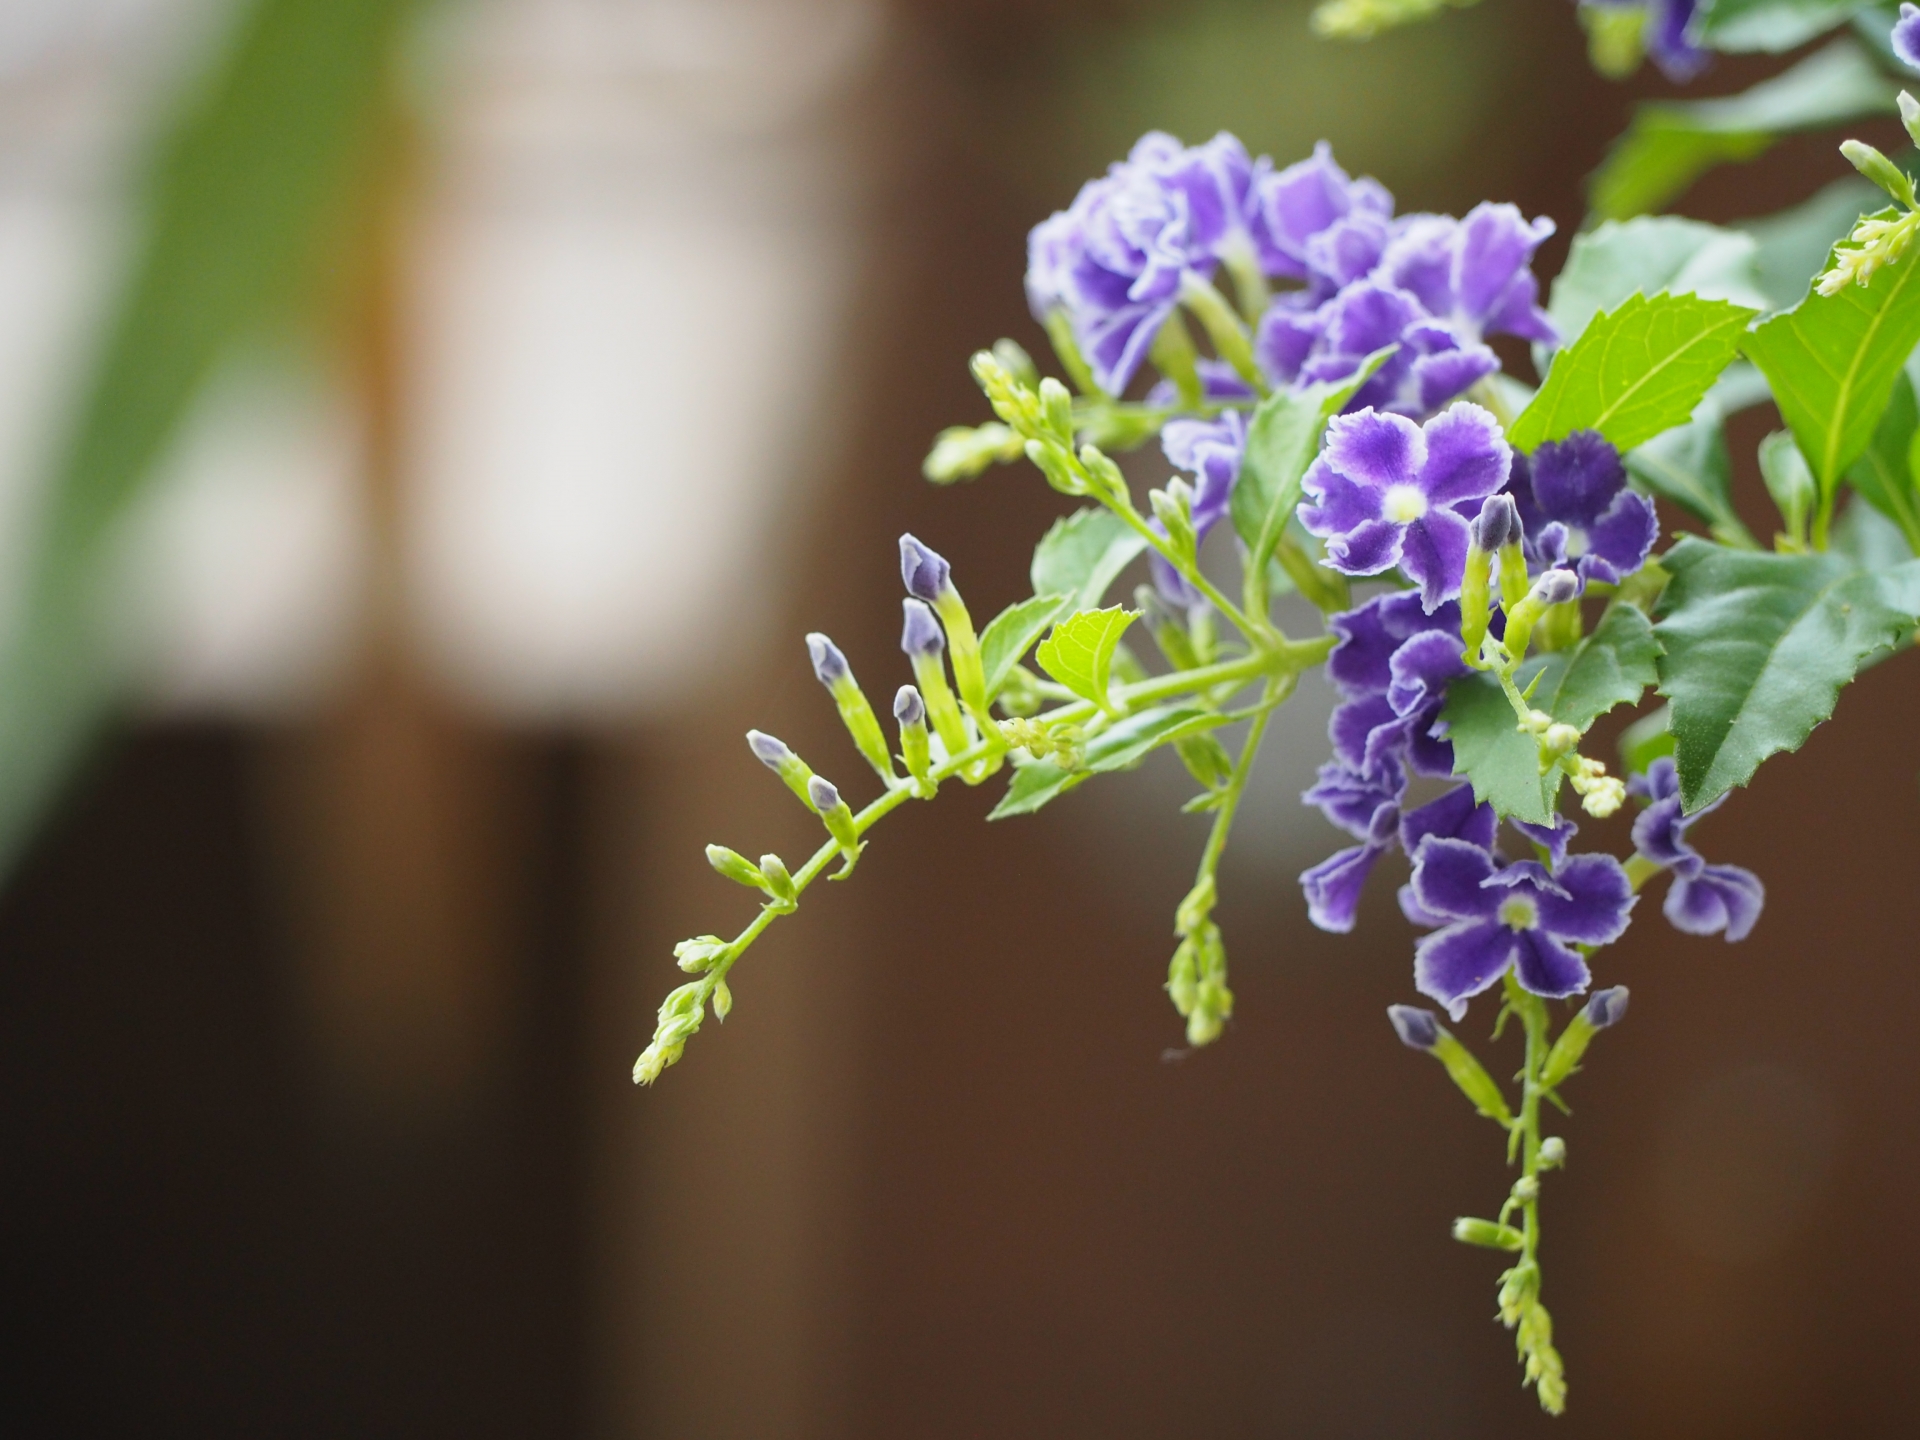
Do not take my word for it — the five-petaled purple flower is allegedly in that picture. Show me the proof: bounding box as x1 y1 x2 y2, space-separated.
1899 4 1920 70
1300 403 1512 609
1509 430 1658 587
1408 837 1634 1019
1380 204 1559 348
1630 758 1766 940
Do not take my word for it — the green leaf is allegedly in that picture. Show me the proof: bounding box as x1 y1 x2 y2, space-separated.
1441 605 1661 823
1742 219 1920 497
1035 606 1139 709
1843 370 1920 548
1700 0 1869 53
1653 535 1920 809
1618 704 1676 774
987 705 1232 818
1546 217 1767 350
978 593 1072 700
1525 604 1664 732
1440 676 1559 826
1509 293 1757 454
1737 174 1882 311
1624 366 1767 546
1230 347 1394 572
1030 508 1147 610
1589 40 1896 221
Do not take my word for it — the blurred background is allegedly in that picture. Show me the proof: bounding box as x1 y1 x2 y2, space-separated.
0 0 1915 1435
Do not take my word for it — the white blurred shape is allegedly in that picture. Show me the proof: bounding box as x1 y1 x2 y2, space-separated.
407 0 879 719
115 352 367 715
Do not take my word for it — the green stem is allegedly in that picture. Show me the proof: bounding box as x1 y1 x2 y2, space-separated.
1106 498 1276 645
1195 674 1291 882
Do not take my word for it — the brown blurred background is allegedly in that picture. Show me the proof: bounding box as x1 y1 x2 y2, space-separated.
0 0 1915 1435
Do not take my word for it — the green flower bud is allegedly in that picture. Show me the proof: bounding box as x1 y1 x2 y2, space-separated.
1038 376 1074 443
706 845 766 889
991 337 1039 391
674 936 730 973
1453 1217 1525 1251
711 979 734 1022
1841 139 1917 209
758 853 796 906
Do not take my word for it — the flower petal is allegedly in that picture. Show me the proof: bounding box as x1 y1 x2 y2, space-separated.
1398 508 1472 610
1410 835 1500 921
1529 430 1623 528
1511 931 1591 1002
1534 852 1636 946
1301 842 1386 933
1324 518 1407 577
1324 407 1427 488
1666 863 1766 941
1387 630 1469 716
1415 403 1511 508
1400 784 1497 853
1415 920 1517 1020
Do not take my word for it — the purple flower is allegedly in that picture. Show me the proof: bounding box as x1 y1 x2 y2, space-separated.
1258 280 1500 418
1250 141 1394 286
1408 837 1634 1019
1323 592 1465 778
1144 358 1257 408
1897 3 1920 70
1388 1004 1442 1050
1161 410 1248 539
1300 403 1512 609
1300 769 1492 934
1644 0 1709 81
1630 758 1766 941
1300 787 1400 932
1380 205 1558 349
1509 431 1657 587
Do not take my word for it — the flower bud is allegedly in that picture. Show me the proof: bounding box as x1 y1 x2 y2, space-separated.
747 728 817 807
808 775 862 866
1841 138 1917 208
1388 1004 1441 1051
673 935 729 973
894 685 934 794
706 844 765 888
806 775 840 814
1584 985 1629 1028
1453 1217 1525 1251
1539 1136 1567 1169
1470 493 1519 553
1902 90 1920 151
1037 376 1074 441
757 853 796 905
806 632 849 687
991 336 1039 390
1510 1175 1541 1202
711 979 734 1022
900 599 945 657
899 534 951 602
1530 568 1580 608
894 685 925 727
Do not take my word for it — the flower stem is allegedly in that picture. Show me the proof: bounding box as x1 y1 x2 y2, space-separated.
1500 976 1568 1414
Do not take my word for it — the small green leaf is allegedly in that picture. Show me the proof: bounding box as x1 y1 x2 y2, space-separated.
1440 675 1559 826
1030 508 1147 609
1229 346 1394 572
979 592 1071 700
1589 40 1896 221
1744 229 1920 499
1527 603 1664 732
1654 535 1920 809
1509 293 1757 454
1546 217 1767 350
1035 606 1139 709
987 704 1231 818
1738 174 1883 312
1699 0 1868 53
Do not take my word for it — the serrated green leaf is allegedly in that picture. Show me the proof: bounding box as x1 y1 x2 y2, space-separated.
1030 508 1147 610
1440 605 1661 823
1036 606 1138 709
1510 293 1756 454
979 593 1071 700
1229 347 1394 572
1440 676 1559 826
987 704 1232 818
1589 40 1896 221
1744 230 1920 503
1737 174 1882 311
1700 0 1868 53
1654 535 1920 809
1547 218 1767 350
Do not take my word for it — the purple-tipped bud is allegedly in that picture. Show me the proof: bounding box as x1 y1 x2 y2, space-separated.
1529 568 1580 607
806 775 842 813
806 632 849 687
899 534 952 602
893 685 925 727
1470 493 1519 553
1388 1004 1442 1051
1584 986 1629 1029
747 730 792 769
900 599 945 656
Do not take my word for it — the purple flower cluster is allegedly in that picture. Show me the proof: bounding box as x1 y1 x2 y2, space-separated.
1026 133 1556 408
1294 420 1749 1018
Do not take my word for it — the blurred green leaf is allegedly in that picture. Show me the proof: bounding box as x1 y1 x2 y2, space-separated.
1030 508 1147 610
1546 217 1767 348
0 0 429 871
979 593 1071 700
1844 372 1920 548
1510 293 1756 453
1700 0 1869 53
1737 175 1882 310
1589 40 1896 221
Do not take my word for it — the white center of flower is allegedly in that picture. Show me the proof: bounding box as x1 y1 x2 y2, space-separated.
1566 526 1591 558
1383 484 1428 524
1498 895 1538 931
